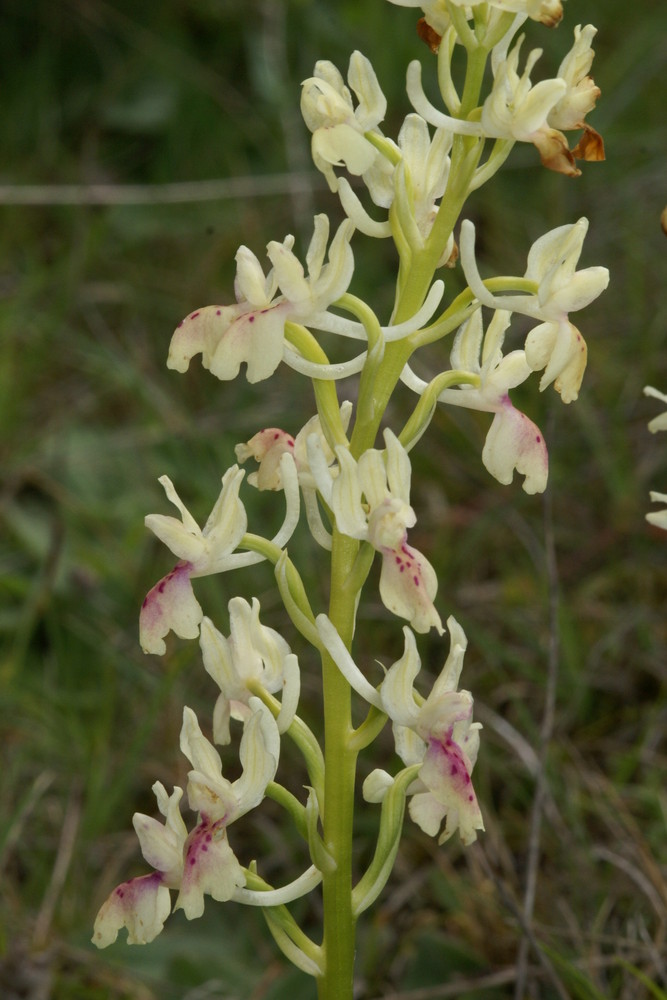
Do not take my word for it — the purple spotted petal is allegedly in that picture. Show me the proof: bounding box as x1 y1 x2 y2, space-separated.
207 302 290 384
413 731 484 846
139 561 203 655
378 541 443 634
168 305 239 373
92 872 171 947
175 817 245 919
482 399 548 495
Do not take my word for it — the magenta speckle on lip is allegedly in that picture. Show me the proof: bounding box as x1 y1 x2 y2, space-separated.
190 311 200 320
248 315 255 323
216 309 221 316
536 435 541 443
413 575 419 586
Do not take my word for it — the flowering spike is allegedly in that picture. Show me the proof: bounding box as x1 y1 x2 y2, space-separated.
102 0 611 987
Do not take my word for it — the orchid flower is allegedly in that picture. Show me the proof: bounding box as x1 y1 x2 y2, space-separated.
331 112 456 260
167 215 354 385
311 429 442 633
374 619 483 845
235 403 353 548
386 0 561 33
332 112 455 251
92 782 186 947
317 613 483 846
93 699 279 946
394 115 456 264
300 52 394 206
481 35 582 175
549 25 601 132
461 217 609 402
140 455 299 655
235 403 353 492
431 308 548 494
177 702 279 916
200 598 300 744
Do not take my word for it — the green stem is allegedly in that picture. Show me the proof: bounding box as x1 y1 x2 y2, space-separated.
317 528 360 1000
349 337 415 456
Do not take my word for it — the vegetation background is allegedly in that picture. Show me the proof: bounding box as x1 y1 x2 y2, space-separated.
1 0 665 997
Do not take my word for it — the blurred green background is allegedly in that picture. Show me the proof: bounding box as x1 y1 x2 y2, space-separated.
1 0 665 997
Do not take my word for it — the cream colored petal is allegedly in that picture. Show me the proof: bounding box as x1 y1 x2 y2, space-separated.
428 616 468 700
207 302 287 383
383 429 412 505
362 768 395 803
331 446 368 539
307 219 355 309
348 50 386 130
92 874 172 947
379 627 423 728
232 698 280 816
201 466 248 566
234 245 271 305
482 404 548 494
180 707 225 784
168 305 238 374
133 811 184 881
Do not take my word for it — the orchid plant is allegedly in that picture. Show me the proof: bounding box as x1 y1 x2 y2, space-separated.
93 1 609 996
